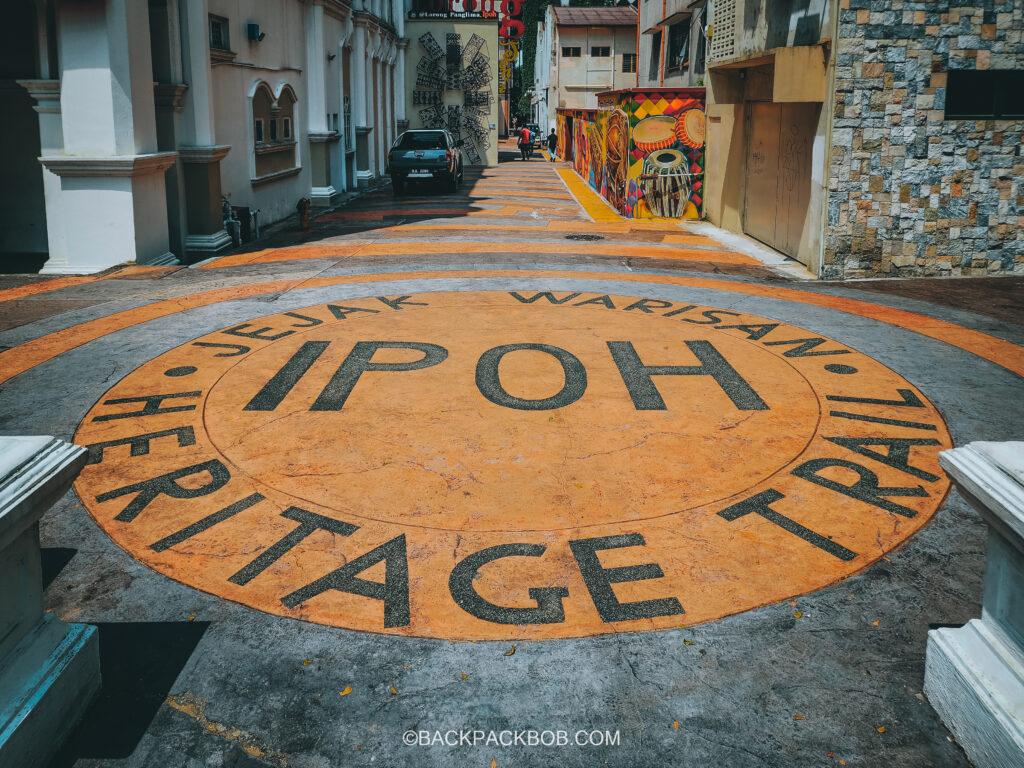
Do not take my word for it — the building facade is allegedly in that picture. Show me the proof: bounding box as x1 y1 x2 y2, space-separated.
704 0 1023 278
638 0 708 89
404 1 499 166
4 0 406 275
532 5 638 132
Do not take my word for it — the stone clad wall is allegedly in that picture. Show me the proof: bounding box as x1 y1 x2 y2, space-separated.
824 0 1024 279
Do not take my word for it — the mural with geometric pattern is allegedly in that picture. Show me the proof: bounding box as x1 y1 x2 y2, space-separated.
412 30 493 165
563 89 706 219
620 90 706 219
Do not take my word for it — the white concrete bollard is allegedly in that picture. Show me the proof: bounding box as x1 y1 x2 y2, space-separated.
927 441 1024 768
0 436 100 767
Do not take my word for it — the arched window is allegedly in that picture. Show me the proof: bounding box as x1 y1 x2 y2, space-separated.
252 82 273 144
252 81 299 183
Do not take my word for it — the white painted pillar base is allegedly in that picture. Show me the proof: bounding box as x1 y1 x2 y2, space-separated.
926 619 1024 768
184 231 233 256
310 186 340 207
927 441 1024 768
40 154 180 273
0 436 99 767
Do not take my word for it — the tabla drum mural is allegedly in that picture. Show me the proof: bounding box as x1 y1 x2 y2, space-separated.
624 92 705 219
676 108 706 149
557 90 706 220
632 115 677 153
640 148 691 218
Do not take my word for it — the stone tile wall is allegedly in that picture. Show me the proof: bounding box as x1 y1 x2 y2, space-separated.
825 1 1023 279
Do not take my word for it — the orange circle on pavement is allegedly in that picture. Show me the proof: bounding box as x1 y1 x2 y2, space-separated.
204 299 818 531
74 291 952 640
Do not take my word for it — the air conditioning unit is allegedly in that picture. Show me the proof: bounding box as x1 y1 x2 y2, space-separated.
247 23 265 42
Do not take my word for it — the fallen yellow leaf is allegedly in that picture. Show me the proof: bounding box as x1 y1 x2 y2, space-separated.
461 673 468 680
491 760 497 768
793 715 807 720
188 616 196 622
339 686 352 696
872 620 880 626
840 761 846 766
389 685 398 695
683 640 695 646
876 726 885 733
673 721 679 730
504 646 515 656
827 751 834 758
794 611 804 619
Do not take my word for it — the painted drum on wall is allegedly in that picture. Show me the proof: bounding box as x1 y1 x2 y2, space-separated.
676 108 706 149
632 115 677 154
640 149 691 218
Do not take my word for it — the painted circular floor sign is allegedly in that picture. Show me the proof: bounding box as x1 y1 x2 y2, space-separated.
74 291 951 639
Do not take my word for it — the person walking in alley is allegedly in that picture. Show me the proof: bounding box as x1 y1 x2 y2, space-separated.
547 129 558 161
518 125 531 160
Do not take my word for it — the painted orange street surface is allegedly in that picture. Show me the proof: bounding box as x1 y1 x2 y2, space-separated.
202 242 756 270
74 290 951 640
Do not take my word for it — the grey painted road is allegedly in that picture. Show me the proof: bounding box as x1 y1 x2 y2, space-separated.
2 157 1022 768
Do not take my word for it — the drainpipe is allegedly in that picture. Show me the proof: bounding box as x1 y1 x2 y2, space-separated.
635 7 639 88
659 0 666 87
816 0 842 279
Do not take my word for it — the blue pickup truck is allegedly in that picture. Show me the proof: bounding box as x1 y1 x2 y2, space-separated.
387 129 464 196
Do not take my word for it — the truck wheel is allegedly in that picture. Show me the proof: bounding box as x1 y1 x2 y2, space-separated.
445 172 457 193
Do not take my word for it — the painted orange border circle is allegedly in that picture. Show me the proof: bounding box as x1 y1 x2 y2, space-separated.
73 290 952 640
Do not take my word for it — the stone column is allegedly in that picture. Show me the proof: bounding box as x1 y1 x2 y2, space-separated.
926 441 1024 768
0 436 99 766
42 0 177 272
395 38 409 134
178 145 232 254
306 1 336 206
154 83 189 259
17 81 68 273
352 16 372 187
384 41 397 152
337 17 354 194
176 0 231 258
380 56 391 165
365 29 383 181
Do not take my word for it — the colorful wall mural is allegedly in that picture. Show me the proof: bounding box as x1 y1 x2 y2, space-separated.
557 89 706 219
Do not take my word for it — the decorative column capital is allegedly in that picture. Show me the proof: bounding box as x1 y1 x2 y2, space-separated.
178 144 232 164
40 152 180 178
16 79 60 114
154 83 190 112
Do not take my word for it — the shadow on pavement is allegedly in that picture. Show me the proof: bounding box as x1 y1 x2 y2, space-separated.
46 621 210 767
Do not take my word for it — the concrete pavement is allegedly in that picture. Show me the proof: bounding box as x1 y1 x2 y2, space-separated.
1 150 1022 767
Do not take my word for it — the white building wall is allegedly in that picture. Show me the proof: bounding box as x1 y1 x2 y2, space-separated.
554 25 636 112
15 0 401 273
209 0 310 224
